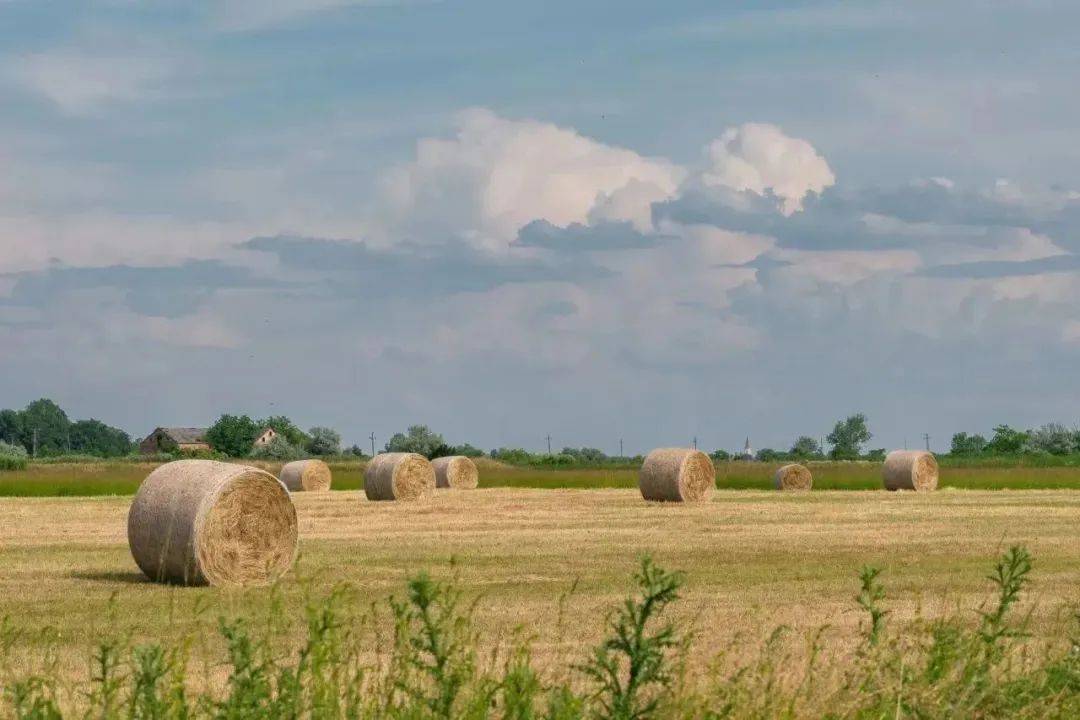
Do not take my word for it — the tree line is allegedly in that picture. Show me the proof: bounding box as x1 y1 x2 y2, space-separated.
0 399 132 458
950 424 1080 457
3 400 1079 464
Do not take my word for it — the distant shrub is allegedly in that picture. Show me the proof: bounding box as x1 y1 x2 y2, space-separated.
385 425 447 459
451 443 485 457
710 449 731 461
0 441 28 471
1022 423 1077 455
249 435 307 461
950 431 988 456
306 426 341 456
864 448 887 461
755 448 784 462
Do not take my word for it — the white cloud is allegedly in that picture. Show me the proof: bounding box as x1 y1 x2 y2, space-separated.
0 213 256 274
8 53 169 115
137 312 242 349
701 123 835 214
374 108 685 250
210 0 383 31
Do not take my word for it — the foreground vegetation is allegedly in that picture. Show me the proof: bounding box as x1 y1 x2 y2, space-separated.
4 457 1080 496
3 545 1077 718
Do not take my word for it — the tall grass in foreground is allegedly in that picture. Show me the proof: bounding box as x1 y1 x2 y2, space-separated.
2 547 1078 718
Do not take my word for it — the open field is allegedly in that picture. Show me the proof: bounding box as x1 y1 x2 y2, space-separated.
2 487 1078 689
5 458 1080 496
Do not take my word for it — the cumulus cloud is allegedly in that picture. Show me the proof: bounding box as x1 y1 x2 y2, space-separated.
374 108 685 250
701 123 835 215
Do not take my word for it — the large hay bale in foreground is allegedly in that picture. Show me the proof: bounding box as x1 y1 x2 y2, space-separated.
364 453 435 501
127 460 298 586
432 455 479 489
639 448 715 502
882 450 939 491
774 463 813 491
279 459 332 492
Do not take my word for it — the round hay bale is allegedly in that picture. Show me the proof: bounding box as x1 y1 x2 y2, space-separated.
639 448 715 502
127 460 298 586
774 463 813 491
882 450 939 491
279 459 332 492
431 455 479 489
364 452 435 501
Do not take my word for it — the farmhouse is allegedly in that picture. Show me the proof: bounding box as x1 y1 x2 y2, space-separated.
140 427 210 455
252 427 278 448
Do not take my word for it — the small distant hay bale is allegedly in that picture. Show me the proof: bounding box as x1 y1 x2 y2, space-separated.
431 455 479 489
279 459 332 492
127 460 298 586
364 453 435 502
774 463 813 491
639 448 715 502
882 450 939 491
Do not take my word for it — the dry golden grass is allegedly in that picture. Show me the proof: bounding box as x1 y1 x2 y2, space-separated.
1 488 1078 682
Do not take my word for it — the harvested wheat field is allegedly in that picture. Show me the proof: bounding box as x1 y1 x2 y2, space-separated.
1 488 1078 684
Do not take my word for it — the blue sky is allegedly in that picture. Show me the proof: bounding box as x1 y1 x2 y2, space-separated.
2 1 1079 454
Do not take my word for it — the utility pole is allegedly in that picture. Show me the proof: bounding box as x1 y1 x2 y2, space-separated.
546 434 551 454
923 433 931 451
369 432 376 457
32 428 38 458
904 436 908 450
619 438 623 457
692 436 697 450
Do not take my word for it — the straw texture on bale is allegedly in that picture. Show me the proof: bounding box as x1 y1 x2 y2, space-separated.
127 460 298 586
639 448 715 502
364 453 435 501
431 455 479 489
882 450 939 491
279 459 332 492
774 463 813 491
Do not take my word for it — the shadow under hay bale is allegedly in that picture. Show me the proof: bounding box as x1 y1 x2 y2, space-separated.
432 455 479 489
774 463 813 491
127 460 298 586
280 459 332 492
883 450 939 491
364 452 435 501
639 448 715 502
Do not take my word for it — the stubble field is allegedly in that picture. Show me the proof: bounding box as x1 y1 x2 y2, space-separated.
2 486 1078 690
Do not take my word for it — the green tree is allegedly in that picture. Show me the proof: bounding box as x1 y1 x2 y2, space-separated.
710 448 731 461
790 435 822 458
205 414 260 457
70 419 133 457
385 425 446 459
950 432 988 456
306 426 341 456
827 413 872 459
0 409 23 448
987 424 1029 454
20 398 71 456
756 448 783 461
259 415 311 449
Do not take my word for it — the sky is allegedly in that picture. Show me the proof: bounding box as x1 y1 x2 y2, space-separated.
2 0 1080 455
